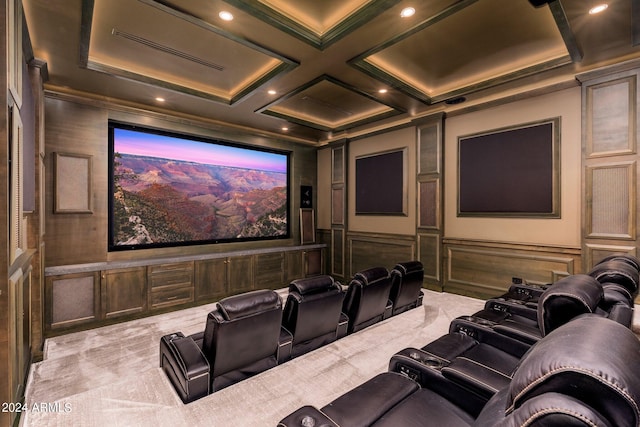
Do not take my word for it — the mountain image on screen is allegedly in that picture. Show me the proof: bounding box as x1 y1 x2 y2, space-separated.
112 153 287 246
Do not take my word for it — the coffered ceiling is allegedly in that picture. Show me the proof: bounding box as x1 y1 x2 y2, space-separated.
22 0 640 145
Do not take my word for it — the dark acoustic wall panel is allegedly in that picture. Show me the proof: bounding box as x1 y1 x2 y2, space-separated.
458 119 559 216
355 149 405 215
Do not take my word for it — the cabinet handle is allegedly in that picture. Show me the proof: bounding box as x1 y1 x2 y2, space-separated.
166 296 178 301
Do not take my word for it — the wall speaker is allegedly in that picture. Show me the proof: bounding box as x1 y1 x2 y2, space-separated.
300 185 312 208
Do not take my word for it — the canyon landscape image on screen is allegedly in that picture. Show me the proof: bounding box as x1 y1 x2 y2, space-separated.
110 125 289 249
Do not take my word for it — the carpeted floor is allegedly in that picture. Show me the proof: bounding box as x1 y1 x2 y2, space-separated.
21 290 486 426
20 290 640 426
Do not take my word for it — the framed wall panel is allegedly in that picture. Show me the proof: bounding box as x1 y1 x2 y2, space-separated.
331 228 344 277
457 118 560 217
418 125 440 174
418 233 440 283
586 162 636 239
585 243 637 270
300 208 316 244
331 186 344 225
355 148 407 215
586 76 636 158
54 152 93 213
418 179 439 229
332 146 344 183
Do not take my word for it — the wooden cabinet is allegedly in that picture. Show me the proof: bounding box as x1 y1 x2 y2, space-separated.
46 271 100 330
148 262 194 310
255 252 285 289
195 258 228 301
304 248 323 276
285 250 303 283
228 255 254 294
45 245 325 335
101 267 147 319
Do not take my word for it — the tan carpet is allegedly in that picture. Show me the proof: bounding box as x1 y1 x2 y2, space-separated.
20 290 640 426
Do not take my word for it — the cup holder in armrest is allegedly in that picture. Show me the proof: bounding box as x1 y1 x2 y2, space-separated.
457 315 495 326
409 351 444 369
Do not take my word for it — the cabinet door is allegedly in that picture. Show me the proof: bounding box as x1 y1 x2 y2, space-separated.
304 248 324 277
101 267 147 319
195 258 228 301
285 250 303 283
255 252 285 289
46 271 100 330
228 255 254 294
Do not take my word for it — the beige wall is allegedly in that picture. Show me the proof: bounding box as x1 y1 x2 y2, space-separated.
444 87 582 247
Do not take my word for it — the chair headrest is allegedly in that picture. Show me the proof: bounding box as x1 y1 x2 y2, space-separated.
588 259 639 298
217 289 281 321
353 267 390 285
393 261 424 275
289 275 336 295
507 316 640 427
596 253 640 272
537 274 602 336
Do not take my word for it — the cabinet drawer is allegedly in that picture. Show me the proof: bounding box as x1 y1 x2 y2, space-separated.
150 285 194 309
148 262 194 289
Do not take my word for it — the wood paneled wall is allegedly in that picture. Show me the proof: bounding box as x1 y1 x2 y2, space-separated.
443 239 580 299
43 94 318 268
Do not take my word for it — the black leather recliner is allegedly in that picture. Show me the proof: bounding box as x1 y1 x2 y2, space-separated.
160 289 291 403
342 267 393 334
389 261 425 316
387 274 605 405
278 315 640 427
282 275 347 359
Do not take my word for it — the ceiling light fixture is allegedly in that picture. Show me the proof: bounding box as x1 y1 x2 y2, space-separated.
378 88 388 94
589 3 608 14
219 11 234 21
400 7 415 18
155 97 165 102
268 89 277 95
281 126 289 131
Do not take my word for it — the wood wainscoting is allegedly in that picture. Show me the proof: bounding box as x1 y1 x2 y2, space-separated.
347 232 416 279
443 239 581 299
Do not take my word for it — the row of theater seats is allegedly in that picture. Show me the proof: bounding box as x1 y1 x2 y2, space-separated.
279 254 640 426
160 261 425 403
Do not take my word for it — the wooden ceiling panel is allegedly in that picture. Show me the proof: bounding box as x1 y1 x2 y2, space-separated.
83 0 297 104
352 0 571 103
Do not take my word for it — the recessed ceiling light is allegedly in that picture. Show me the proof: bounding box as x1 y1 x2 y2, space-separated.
378 88 388 94
219 11 234 21
588 3 608 14
268 89 277 95
155 97 165 102
400 7 415 18
281 126 289 131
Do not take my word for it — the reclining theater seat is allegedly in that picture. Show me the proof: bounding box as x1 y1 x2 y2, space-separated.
342 267 393 334
387 274 606 406
160 289 287 403
389 261 425 316
282 275 347 359
278 316 640 427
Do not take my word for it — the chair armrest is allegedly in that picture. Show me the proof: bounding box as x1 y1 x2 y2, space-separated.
417 290 424 306
278 406 339 427
337 312 349 339
278 326 293 364
160 333 210 403
389 348 487 417
383 299 393 320
389 347 487 416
